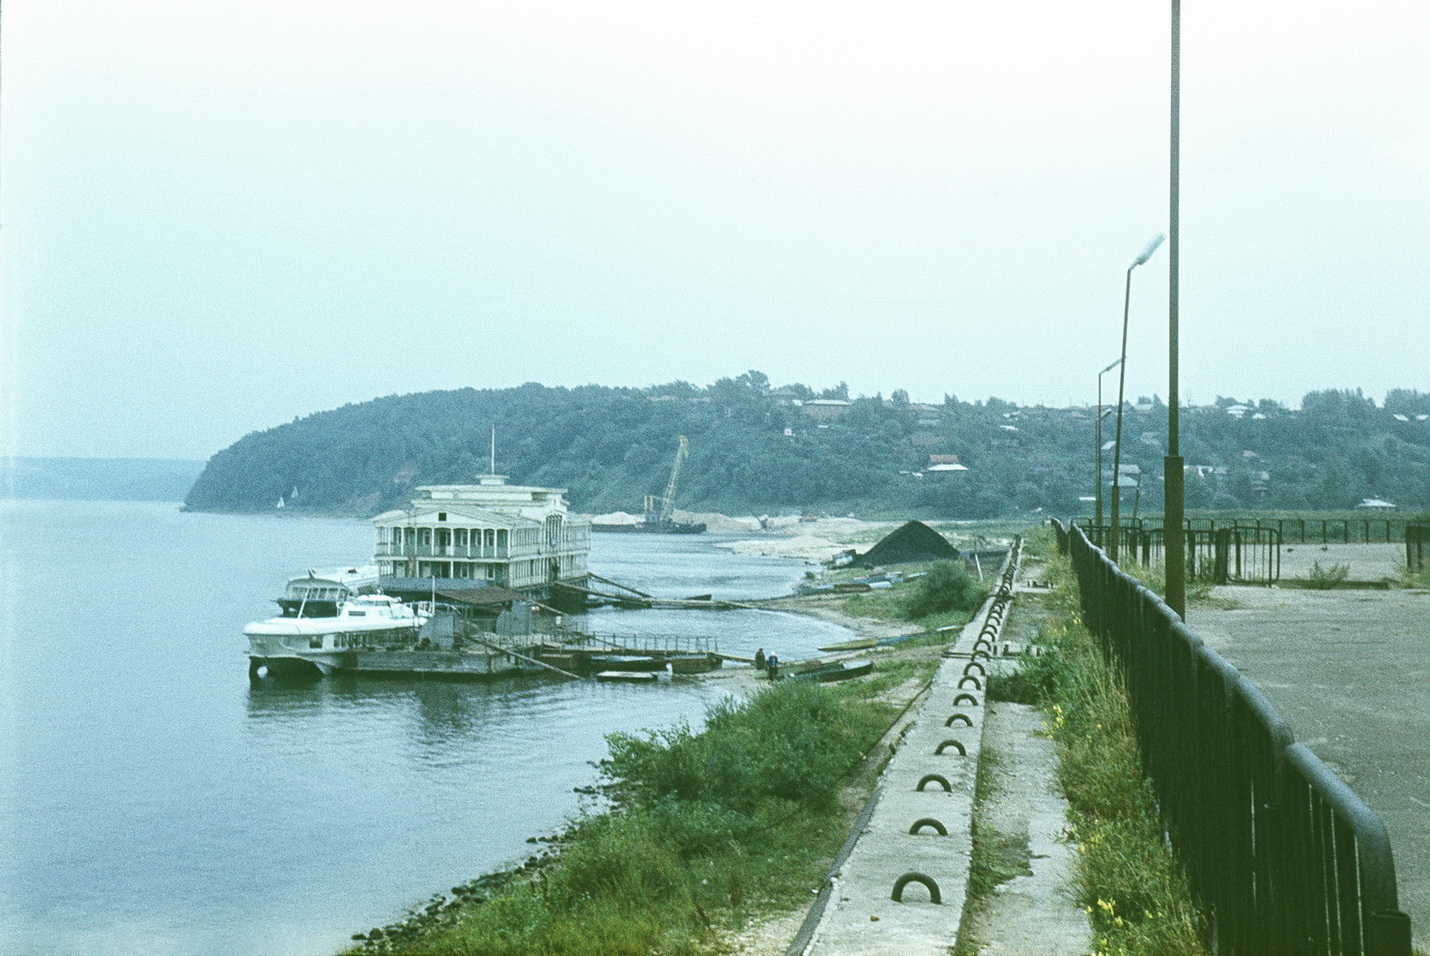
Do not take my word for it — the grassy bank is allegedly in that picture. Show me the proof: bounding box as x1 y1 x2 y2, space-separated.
840 557 987 633
340 556 986 955
345 677 917 956
993 529 1208 956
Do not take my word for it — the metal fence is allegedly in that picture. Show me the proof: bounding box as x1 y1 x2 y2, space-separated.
1052 519 1411 955
1407 524 1429 573
1081 523 1282 586
1095 515 1412 545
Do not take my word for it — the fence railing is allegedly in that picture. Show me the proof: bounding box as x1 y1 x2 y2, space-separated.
1407 524 1429 572
1081 524 1282 586
1052 519 1411 955
1096 515 1411 545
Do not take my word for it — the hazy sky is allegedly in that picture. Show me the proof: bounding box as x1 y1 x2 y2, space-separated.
3 0 1426 459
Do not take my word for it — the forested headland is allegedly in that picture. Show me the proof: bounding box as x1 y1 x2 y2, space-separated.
182 374 1430 519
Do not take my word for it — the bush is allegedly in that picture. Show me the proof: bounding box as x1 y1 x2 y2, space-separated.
901 560 986 620
603 681 873 814
1303 560 1350 589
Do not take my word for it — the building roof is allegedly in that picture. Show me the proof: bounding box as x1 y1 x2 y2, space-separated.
436 587 528 606
373 503 536 528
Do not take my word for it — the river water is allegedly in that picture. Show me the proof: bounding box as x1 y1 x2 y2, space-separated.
0 501 852 956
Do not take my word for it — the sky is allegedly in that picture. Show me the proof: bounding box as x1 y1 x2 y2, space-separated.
2 0 1426 460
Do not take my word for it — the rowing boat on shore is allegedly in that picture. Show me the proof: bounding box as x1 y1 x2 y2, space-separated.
788 659 874 683
816 637 878 652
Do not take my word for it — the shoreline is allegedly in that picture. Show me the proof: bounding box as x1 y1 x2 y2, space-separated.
346 579 954 956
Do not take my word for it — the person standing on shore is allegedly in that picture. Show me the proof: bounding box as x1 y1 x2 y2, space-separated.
754 647 766 671
766 652 779 681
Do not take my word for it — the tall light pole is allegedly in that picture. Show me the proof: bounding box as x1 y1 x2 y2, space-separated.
1108 233 1165 562
1164 0 1187 618
1095 358 1122 529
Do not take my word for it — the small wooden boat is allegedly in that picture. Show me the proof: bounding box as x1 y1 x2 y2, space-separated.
588 654 665 672
817 638 878 652
789 659 874 683
596 670 661 683
668 654 722 674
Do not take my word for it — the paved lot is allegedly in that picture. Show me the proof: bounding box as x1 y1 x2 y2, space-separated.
1191 585 1430 949
1274 542 1406 583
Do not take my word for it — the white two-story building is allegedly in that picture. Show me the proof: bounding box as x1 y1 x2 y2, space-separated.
372 475 590 601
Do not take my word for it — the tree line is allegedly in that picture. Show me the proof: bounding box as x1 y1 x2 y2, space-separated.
182 376 1430 518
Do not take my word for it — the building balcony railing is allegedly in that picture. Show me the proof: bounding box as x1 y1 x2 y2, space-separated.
375 545 511 560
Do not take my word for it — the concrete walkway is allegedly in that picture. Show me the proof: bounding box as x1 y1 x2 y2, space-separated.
794 556 1089 955
969 701 1088 956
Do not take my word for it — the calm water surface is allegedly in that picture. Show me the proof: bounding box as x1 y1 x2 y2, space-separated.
0 501 849 956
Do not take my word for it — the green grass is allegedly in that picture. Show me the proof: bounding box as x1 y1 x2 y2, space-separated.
346 681 897 956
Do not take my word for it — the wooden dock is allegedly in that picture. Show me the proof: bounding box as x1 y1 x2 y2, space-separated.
313 628 724 682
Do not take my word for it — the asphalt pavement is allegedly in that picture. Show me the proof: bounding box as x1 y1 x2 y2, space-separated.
1192 583 1430 951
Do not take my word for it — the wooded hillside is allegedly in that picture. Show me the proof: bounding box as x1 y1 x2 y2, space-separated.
182 375 1430 519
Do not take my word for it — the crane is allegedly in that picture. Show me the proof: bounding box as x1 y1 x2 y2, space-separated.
643 435 689 525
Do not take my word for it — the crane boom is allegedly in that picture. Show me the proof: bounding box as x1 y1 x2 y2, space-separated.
658 436 689 523
643 436 689 524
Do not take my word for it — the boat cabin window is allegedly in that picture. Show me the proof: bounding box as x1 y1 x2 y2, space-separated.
348 610 366 617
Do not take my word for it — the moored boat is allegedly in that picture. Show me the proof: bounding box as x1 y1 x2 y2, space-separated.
246 594 429 678
592 519 707 535
596 670 662 683
587 654 666 672
668 653 722 674
276 566 380 618
816 637 878 652
788 659 875 683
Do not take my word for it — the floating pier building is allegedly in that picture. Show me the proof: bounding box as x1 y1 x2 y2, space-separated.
373 474 591 608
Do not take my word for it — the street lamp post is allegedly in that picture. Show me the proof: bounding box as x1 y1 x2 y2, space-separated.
1108 233 1165 562
1095 358 1122 529
1165 0 1187 618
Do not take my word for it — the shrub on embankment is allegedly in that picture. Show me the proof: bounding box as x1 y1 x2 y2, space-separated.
347 681 892 956
840 558 990 633
900 559 985 620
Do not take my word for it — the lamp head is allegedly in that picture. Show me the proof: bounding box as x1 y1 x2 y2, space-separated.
1132 233 1166 268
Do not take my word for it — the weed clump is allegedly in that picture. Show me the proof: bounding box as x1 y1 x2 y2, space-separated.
987 647 1064 705
1303 560 1350 589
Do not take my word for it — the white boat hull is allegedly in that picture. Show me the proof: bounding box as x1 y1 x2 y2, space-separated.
245 595 427 677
